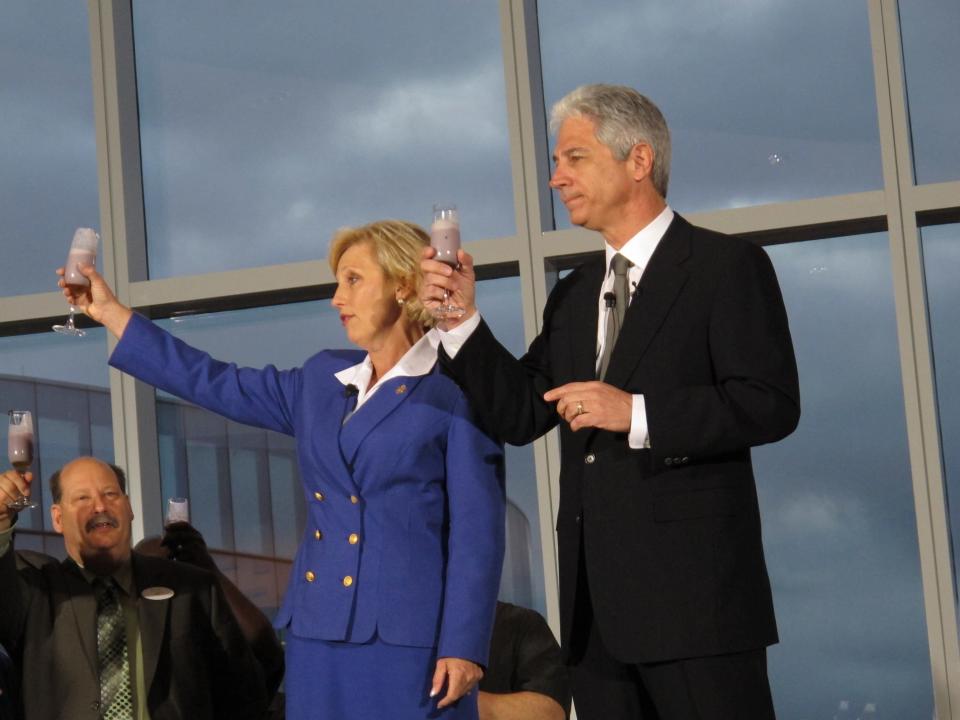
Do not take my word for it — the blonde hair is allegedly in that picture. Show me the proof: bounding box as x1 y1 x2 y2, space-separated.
328 219 435 328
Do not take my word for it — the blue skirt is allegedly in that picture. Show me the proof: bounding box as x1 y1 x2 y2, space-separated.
284 631 479 720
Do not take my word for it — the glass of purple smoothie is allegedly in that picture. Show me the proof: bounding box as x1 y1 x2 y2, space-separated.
430 204 465 318
53 227 99 337
6 410 37 510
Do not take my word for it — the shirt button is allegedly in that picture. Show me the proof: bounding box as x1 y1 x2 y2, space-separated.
314 529 323 541
343 576 354 588
305 571 316 582
350 495 360 504
585 453 596 464
348 533 359 545
314 491 324 501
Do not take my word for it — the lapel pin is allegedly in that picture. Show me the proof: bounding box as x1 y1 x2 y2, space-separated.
141 586 174 601
395 384 406 395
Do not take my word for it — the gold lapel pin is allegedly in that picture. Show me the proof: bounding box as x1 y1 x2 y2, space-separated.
395 384 407 395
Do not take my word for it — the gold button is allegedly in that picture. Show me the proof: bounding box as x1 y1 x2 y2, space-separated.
348 533 359 545
350 495 359 504
342 575 353 587
305 571 315 582
314 491 324 501
314 529 323 541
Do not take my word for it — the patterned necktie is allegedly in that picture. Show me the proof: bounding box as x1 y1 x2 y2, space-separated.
598 253 632 380
94 578 134 720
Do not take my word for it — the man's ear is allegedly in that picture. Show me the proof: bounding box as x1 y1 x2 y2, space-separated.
629 142 655 182
51 503 64 534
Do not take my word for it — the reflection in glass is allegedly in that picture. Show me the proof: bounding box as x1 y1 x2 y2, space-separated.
0 328 113 546
921 224 960 630
899 0 960 184
0 4 99 296
154 276 547 617
133 3 514 279
538 0 881 222
757 234 932 718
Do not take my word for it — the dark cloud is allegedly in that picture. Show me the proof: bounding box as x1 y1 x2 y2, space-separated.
756 235 933 718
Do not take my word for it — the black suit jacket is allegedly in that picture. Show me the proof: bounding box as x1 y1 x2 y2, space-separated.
0 543 268 720
443 214 800 664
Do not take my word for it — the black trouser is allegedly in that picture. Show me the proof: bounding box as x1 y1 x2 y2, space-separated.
567 545 776 719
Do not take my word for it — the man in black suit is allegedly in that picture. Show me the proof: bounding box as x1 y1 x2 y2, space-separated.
421 84 800 718
0 457 270 720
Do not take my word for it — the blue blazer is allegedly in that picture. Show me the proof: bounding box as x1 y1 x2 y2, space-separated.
110 314 505 665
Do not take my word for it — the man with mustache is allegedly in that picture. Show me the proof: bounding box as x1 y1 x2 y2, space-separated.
0 457 271 720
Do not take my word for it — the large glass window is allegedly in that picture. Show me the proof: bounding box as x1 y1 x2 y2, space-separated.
133 2 514 279
538 0 882 221
150 276 547 616
757 234 932 719
0 329 113 554
921 223 960 628
0 4 99 296
899 0 960 185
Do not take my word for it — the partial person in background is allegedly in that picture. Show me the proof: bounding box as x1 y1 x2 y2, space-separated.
0 642 16 720
60 219 506 720
0 457 269 720
478 601 569 720
134 521 284 702
422 84 800 719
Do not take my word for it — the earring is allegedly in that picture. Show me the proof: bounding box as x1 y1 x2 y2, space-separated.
397 297 405 306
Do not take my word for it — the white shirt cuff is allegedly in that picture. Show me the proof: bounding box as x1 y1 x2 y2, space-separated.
436 312 483 360
629 394 650 449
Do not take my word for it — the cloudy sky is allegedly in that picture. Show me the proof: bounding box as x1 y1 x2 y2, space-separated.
3 1 959 717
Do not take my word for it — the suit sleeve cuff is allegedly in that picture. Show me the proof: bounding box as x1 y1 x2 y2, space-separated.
436 312 483 359
629 394 650 449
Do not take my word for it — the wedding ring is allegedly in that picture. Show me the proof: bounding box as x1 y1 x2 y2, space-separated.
575 401 584 416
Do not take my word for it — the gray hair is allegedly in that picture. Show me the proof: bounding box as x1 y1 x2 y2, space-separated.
550 84 672 198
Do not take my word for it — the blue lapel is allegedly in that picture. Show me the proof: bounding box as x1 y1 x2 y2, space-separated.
303 377 365 495
339 374 428 471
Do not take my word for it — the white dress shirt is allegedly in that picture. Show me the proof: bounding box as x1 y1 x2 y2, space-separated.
439 206 674 450
334 329 440 420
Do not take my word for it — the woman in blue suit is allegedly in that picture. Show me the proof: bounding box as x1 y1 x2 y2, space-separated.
60 220 506 720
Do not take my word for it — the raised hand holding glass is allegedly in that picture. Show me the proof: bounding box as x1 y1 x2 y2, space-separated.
7 410 37 510
430 204 465 318
53 227 99 337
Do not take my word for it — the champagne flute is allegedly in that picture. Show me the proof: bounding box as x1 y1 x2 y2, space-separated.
166 497 190 526
430 203 465 318
7 410 37 510
53 228 99 337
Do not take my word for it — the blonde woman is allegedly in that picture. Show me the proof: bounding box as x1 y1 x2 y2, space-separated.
61 220 505 720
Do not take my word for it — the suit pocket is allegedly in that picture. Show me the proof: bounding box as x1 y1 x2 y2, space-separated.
653 486 748 522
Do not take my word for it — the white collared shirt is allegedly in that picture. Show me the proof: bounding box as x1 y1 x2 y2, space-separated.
334 329 440 412
595 205 673 448
596 205 674 365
